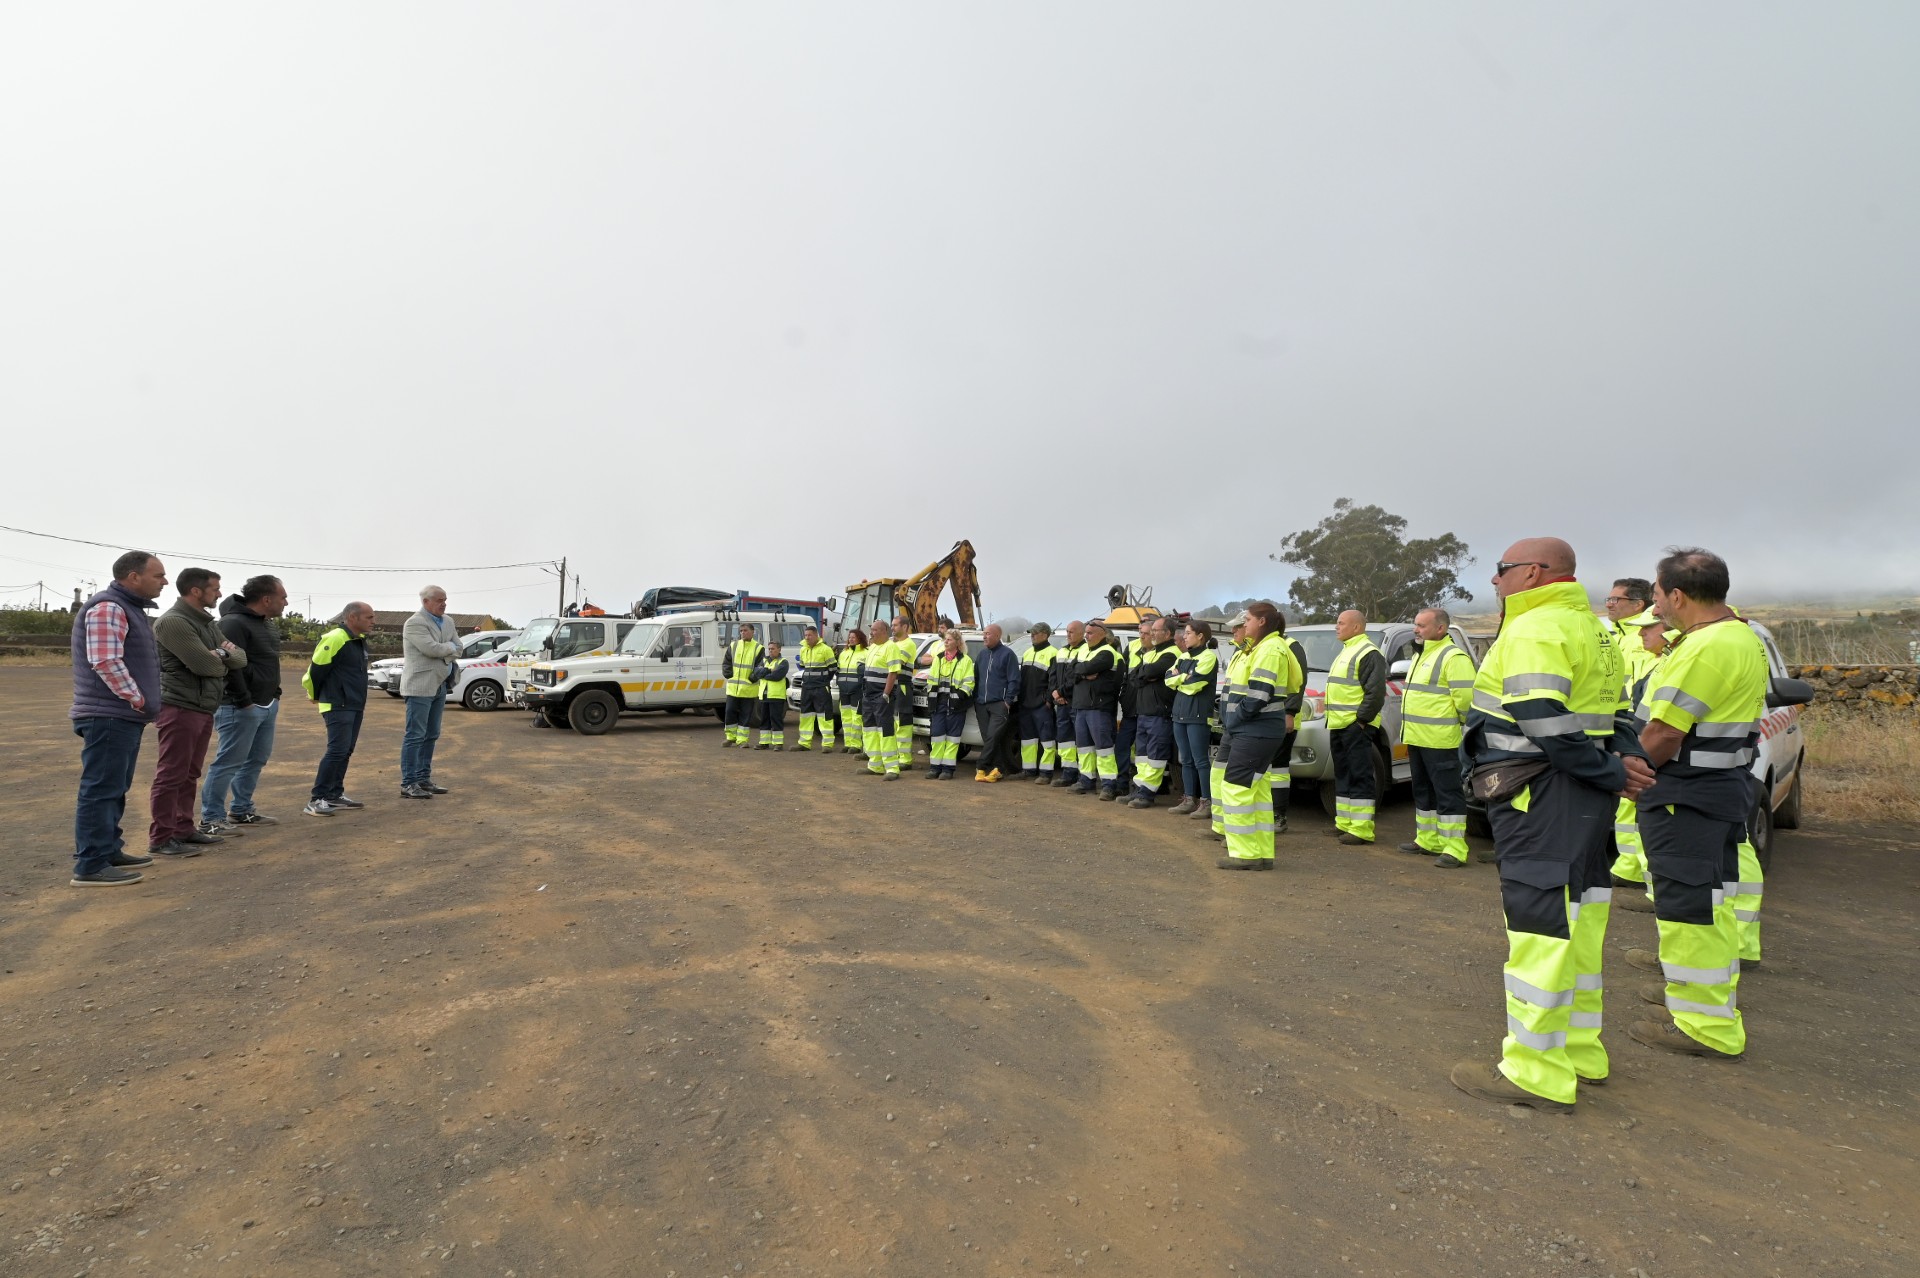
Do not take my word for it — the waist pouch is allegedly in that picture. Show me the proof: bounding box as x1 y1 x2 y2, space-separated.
1469 759 1551 804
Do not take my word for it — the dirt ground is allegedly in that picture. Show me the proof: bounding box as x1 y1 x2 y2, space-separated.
2 667 1915 1277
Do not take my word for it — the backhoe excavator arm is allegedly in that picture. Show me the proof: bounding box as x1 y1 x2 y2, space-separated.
896 540 981 634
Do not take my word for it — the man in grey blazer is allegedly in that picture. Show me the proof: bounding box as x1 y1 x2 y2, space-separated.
400 585 463 798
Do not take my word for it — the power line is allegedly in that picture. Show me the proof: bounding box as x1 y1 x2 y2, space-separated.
0 524 558 575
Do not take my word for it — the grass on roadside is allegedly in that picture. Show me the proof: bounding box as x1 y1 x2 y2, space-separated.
1799 705 1920 825
0 651 72 667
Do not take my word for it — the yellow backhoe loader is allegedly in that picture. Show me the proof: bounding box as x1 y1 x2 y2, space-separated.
842 540 982 637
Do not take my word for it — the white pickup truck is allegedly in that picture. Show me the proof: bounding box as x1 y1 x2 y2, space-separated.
520 610 820 734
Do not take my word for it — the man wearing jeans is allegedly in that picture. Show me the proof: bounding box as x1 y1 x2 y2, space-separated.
400 585 462 799
201 575 289 832
303 603 374 817
68 551 169 887
148 567 249 857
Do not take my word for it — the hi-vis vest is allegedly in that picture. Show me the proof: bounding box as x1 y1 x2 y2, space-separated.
1469 580 1627 765
1401 639 1475 748
1639 617 1768 778
796 639 837 687
1020 642 1057 702
928 652 976 706
724 639 763 699
891 636 920 685
1324 634 1382 729
1223 632 1303 726
1219 646 1254 732
757 656 788 700
862 638 903 694
1618 609 1663 691
837 645 866 697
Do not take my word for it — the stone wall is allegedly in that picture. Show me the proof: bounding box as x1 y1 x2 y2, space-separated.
1786 664 1919 710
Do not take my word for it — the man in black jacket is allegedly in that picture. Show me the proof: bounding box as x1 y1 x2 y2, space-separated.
1124 618 1179 809
1071 620 1124 800
201 575 288 832
302 603 374 817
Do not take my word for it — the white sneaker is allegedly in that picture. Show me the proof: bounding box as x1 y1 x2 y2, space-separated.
303 799 336 817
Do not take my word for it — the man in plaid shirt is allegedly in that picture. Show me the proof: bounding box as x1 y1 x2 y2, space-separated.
69 551 170 886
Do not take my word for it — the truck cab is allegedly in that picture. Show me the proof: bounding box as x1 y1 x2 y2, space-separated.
520 610 819 735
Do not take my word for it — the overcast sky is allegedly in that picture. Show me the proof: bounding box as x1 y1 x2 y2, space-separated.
3 2 1914 626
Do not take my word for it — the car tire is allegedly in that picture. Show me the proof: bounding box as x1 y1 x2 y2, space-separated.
538 706 571 730
1319 779 1337 818
1774 764 1804 830
568 690 621 735
1749 778 1775 873
463 680 503 712
386 690 402 699
664 706 685 715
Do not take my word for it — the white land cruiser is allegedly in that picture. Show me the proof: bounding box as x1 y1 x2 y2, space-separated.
504 617 639 706
521 610 820 734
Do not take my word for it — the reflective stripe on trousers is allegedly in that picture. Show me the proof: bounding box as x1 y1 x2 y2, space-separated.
1502 885 1610 1104
1609 795 1647 885
797 711 836 747
1220 775 1275 861
1335 794 1375 840
1731 837 1763 962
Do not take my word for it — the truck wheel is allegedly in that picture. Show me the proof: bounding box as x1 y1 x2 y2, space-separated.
1774 765 1804 830
538 706 571 730
1749 780 1775 873
568 690 620 735
664 706 686 715
1319 779 1337 818
463 680 503 712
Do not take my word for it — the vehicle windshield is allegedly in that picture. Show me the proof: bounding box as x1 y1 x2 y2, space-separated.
619 623 664 655
505 619 558 655
1291 628 1387 672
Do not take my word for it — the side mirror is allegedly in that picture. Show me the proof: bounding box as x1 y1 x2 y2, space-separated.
1388 659 1412 679
1767 676 1815 709
657 651 671 662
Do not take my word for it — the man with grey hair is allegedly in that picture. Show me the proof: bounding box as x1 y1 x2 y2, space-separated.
401 585 463 798
302 603 375 817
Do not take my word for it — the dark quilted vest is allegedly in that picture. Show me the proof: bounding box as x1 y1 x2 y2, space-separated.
70 583 162 723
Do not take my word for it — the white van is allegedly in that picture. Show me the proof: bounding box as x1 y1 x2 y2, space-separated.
520 610 819 734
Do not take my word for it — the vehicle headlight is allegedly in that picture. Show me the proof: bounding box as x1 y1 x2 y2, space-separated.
1301 695 1326 721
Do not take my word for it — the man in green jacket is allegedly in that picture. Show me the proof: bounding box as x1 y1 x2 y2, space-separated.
148 568 248 857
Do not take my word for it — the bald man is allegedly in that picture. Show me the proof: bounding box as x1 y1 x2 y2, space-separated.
1324 609 1386 844
1450 537 1652 1114
302 602 376 817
